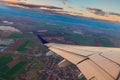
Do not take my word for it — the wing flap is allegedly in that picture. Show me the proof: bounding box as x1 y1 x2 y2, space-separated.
58 59 73 67
101 52 120 65
77 60 114 80
89 54 120 79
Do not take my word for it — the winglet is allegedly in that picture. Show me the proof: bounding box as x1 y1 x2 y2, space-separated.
33 32 49 44
36 34 48 44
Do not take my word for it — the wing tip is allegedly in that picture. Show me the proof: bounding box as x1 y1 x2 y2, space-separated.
33 31 49 44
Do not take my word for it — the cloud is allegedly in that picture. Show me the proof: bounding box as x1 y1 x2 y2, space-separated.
87 8 106 16
57 10 82 15
43 6 63 10
87 7 120 17
109 12 120 16
10 2 63 10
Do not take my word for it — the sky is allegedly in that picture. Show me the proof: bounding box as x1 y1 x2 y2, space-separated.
25 0 120 13
3 0 120 22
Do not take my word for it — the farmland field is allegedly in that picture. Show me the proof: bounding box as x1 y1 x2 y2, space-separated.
0 55 13 67
17 40 33 51
0 55 27 80
9 34 30 39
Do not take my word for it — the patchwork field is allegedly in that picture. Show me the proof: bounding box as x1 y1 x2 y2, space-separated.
9 34 30 39
0 55 27 80
17 40 35 52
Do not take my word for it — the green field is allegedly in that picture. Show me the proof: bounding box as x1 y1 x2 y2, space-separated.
17 40 34 52
0 55 27 80
66 33 96 46
0 55 13 68
9 34 30 38
39 44 49 53
64 32 115 47
7 62 27 76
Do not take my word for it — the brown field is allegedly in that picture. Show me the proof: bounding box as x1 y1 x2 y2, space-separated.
44 37 64 41
6 39 27 51
7 58 20 68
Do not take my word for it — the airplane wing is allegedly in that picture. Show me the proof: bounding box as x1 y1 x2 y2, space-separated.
45 43 120 80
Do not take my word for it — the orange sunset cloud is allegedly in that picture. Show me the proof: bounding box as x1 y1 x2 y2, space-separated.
6 0 18 2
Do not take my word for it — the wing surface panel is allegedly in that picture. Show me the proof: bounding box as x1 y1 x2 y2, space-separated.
46 43 120 80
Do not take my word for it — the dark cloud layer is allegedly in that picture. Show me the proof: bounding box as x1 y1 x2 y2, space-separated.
87 7 120 17
87 8 120 17
87 8 106 16
109 12 120 16
9 2 63 10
